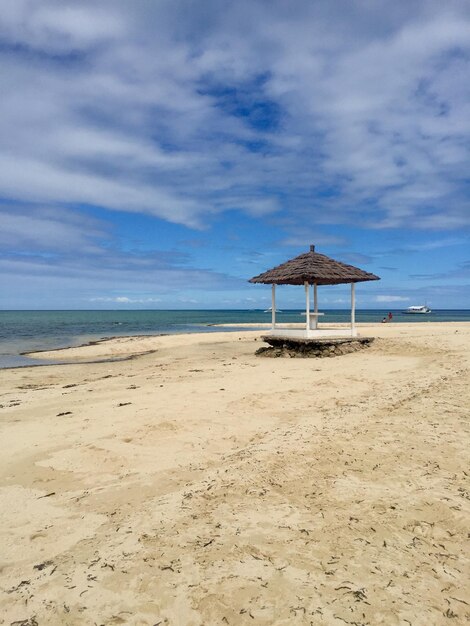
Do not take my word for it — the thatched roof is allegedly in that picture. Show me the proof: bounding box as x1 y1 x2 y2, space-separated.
249 245 380 286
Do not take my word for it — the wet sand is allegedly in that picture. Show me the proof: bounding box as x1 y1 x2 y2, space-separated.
0 323 469 625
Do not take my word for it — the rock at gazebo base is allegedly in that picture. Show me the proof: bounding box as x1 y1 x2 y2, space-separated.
256 335 374 358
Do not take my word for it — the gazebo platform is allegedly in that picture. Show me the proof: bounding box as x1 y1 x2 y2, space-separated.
257 335 374 358
266 327 358 338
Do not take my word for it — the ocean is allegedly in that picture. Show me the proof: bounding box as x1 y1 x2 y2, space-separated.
1 309 469 369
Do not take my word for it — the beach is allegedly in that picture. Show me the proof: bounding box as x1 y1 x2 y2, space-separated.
1 322 469 625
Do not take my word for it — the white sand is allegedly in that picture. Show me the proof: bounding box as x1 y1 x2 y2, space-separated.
0 323 469 625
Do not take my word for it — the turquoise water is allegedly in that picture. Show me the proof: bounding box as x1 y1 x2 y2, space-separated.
1 309 469 369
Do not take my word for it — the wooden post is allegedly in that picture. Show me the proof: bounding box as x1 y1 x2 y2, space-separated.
351 282 356 336
271 284 276 329
305 281 310 335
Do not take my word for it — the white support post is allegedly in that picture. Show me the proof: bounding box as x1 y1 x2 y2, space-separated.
271 284 276 329
314 283 318 314
351 282 356 336
305 281 310 335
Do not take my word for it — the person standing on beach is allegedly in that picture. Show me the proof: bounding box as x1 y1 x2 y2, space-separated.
388 312 393 322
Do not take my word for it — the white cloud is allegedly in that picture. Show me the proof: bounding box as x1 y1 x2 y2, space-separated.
0 0 469 231
0 205 106 253
375 295 410 303
0 0 124 52
90 296 162 304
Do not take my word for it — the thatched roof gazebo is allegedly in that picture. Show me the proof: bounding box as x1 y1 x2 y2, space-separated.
249 245 380 338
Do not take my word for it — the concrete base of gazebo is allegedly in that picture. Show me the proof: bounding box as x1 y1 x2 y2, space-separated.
266 327 358 339
257 335 374 358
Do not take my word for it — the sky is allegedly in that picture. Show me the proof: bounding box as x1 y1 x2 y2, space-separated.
1 0 469 310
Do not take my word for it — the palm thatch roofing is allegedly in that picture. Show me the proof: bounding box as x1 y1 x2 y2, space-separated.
249 245 380 286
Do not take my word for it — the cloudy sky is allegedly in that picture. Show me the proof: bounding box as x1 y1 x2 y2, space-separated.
1 0 469 309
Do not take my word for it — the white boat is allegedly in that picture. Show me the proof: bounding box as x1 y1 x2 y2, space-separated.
402 305 432 314
264 306 282 313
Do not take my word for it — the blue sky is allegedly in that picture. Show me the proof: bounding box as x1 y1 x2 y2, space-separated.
1 0 469 309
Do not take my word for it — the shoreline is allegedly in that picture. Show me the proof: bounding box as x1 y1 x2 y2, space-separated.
2 314 469 370
3 320 467 370
4 349 160 370
22 333 170 356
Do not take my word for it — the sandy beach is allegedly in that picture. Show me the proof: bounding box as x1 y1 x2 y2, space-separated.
1 322 469 625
